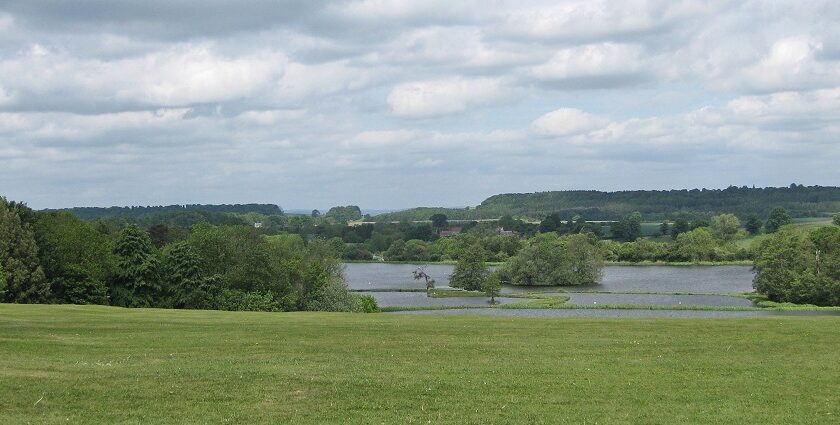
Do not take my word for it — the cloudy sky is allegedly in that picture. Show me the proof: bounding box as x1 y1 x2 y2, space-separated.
1 1 839 210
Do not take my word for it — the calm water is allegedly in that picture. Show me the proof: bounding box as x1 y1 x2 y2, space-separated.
393 309 840 318
343 262 755 293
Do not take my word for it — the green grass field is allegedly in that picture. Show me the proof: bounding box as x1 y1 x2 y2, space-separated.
2 305 839 424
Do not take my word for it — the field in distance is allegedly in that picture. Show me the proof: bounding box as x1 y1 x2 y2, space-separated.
1 304 838 424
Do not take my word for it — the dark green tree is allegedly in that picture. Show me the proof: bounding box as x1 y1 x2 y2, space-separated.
671 218 691 240
833 213 840 227
34 212 113 304
659 221 670 237
612 212 642 241
164 242 219 309
745 214 763 235
449 243 489 291
429 213 448 230
0 198 49 303
765 207 792 233
110 224 161 307
539 213 563 233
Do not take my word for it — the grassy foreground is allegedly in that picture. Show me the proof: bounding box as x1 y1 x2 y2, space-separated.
1 305 839 424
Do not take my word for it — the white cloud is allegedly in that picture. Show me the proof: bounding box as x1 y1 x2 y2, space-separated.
532 108 610 137
737 36 840 92
387 77 508 118
531 43 650 87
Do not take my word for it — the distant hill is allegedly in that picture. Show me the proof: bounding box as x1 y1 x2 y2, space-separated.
372 185 840 222
48 204 283 221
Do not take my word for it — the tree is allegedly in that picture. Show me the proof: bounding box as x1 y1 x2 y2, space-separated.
449 243 489 291
0 262 6 300
753 226 840 306
33 212 112 304
710 213 741 242
0 198 49 303
110 224 161 307
659 221 670 237
765 207 792 233
671 218 691 240
611 212 642 241
674 228 716 262
325 206 362 223
311 209 321 218
499 233 603 286
833 213 840 227
745 214 762 235
539 213 563 233
413 267 436 293
483 273 501 304
164 241 219 309
429 213 448 230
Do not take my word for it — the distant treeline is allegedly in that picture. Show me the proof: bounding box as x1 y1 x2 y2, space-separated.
373 185 840 221
51 204 283 221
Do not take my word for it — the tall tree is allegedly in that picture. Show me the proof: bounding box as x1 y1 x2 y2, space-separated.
671 218 691 240
0 198 49 303
659 221 670 237
110 224 161 307
745 214 763 235
34 212 112 305
449 243 489 291
483 273 501 304
164 242 219 309
710 213 741 242
765 207 792 233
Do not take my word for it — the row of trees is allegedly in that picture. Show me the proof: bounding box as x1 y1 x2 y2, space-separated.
0 197 375 312
374 185 840 221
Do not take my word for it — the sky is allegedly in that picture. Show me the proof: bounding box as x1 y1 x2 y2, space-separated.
1 1 839 210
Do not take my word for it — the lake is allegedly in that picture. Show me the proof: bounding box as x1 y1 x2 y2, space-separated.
343 262 755 294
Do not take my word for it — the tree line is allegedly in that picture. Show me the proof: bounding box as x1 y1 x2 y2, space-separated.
0 197 376 312
372 184 840 221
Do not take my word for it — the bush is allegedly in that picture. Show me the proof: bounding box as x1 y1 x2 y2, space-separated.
302 278 363 312
357 294 380 313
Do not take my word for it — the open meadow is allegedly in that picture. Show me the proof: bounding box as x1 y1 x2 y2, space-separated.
1 304 838 424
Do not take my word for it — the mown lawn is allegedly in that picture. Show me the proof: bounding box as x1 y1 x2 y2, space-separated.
1 304 838 424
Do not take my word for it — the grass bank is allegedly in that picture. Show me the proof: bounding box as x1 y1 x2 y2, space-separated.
1 304 838 424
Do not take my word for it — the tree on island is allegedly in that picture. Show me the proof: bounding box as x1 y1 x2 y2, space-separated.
449 243 489 291
412 267 436 294
483 272 501 304
499 233 603 286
